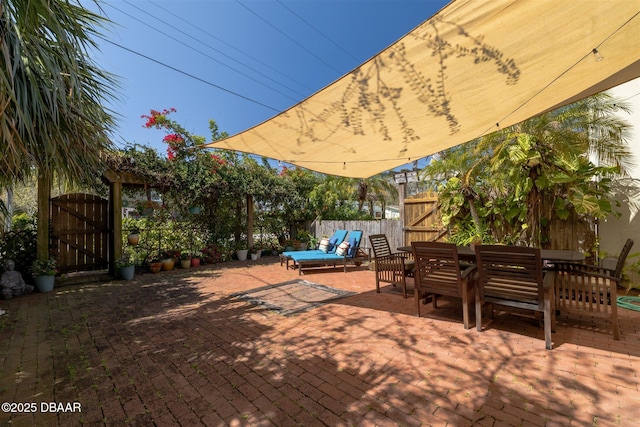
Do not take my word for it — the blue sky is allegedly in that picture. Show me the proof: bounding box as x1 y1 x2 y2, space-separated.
87 0 449 169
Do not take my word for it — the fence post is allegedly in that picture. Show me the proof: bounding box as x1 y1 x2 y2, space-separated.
398 183 406 245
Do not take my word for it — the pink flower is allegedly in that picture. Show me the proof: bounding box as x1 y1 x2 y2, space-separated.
163 133 184 145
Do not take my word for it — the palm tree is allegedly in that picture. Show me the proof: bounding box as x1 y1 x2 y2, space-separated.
1 0 118 257
338 175 398 217
423 93 633 248
480 93 632 247
362 174 398 218
421 142 489 241
0 0 117 185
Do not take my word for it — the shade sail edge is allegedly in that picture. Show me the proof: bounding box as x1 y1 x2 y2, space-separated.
205 0 640 178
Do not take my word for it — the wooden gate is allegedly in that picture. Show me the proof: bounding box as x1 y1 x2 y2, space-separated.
51 193 110 273
403 190 447 245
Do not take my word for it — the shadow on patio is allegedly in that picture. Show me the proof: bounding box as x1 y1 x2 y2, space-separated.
0 261 638 426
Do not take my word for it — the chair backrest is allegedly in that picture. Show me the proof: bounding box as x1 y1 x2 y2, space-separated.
326 230 348 253
614 239 634 279
475 245 544 305
369 234 392 258
412 241 462 294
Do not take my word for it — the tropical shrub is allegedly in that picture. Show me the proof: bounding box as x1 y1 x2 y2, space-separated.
0 214 38 280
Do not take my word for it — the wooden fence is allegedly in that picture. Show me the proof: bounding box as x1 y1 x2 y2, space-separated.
311 219 402 256
310 190 597 260
51 193 110 273
402 190 448 245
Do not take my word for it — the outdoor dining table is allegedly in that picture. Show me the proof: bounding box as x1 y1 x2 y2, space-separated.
398 244 585 264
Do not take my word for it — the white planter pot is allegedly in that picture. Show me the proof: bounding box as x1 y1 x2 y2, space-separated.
236 249 248 261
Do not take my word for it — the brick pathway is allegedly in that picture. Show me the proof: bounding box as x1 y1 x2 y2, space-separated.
1 258 639 426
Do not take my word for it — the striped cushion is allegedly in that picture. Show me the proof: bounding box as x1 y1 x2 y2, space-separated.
335 241 351 256
318 238 331 253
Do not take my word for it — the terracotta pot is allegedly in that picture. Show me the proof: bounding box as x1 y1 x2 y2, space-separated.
161 259 175 271
149 262 162 273
191 257 201 267
127 233 140 245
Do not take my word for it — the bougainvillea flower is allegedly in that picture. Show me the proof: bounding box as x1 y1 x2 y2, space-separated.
163 133 185 145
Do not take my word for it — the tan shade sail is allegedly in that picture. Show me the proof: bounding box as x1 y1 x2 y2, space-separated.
207 0 640 178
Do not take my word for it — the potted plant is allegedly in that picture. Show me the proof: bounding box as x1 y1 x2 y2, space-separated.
115 254 136 281
250 244 262 261
308 234 319 250
148 255 162 273
179 251 191 268
297 231 313 251
127 225 141 245
283 239 296 252
161 250 179 271
31 258 57 293
201 244 222 264
235 240 248 261
270 243 280 256
191 250 202 267
136 200 160 217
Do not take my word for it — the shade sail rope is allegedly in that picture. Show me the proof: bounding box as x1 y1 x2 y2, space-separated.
482 11 640 138
617 296 640 312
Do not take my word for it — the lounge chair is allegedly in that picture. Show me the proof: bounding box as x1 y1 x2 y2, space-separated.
290 230 366 275
280 230 348 269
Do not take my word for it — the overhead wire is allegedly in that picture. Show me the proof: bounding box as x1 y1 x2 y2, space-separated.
148 0 315 93
99 36 281 113
98 2 634 173
274 0 361 63
108 1 301 102
235 0 344 74
93 0 431 171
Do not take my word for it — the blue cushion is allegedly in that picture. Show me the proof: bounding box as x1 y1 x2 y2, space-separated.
347 237 357 257
328 236 338 251
290 253 342 261
328 230 348 253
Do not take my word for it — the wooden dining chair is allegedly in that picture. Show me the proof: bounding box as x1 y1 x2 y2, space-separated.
553 238 634 340
412 242 476 329
369 234 414 298
475 245 555 350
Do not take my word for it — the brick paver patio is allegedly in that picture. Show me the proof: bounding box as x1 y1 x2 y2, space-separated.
1 258 639 426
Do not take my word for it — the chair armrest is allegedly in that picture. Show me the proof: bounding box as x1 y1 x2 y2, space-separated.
376 254 405 262
390 252 408 259
554 262 618 281
543 270 555 290
461 264 477 280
